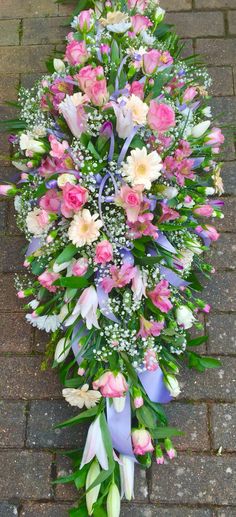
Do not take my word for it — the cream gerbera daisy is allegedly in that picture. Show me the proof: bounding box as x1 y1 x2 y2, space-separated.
125 95 149 125
68 209 103 247
62 384 102 409
122 147 162 190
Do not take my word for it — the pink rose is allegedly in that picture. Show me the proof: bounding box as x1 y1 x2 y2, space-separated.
49 135 68 159
78 9 94 32
38 271 60 293
148 101 176 132
95 240 113 265
194 205 214 217
65 40 89 66
130 80 144 100
88 77 108 107
72 257 89 276
143 49 161 75
76 65 102 91
37 209 50 228
76 65 108 106
115 184 143 222
131 14 152 34
61 183 88 218
132 429 154 456
39 189 61 213
93 371 128 398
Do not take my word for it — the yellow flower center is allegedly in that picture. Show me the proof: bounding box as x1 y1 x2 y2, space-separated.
137 163 147 176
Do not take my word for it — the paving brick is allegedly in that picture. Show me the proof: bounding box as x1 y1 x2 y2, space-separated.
55 455 80 501
27 400 87 449
23 17 68 46
179 357 236 401
211 403 236 451
180 39 194 58
0 76 19 103
166 12 224 37
0 274 22 311
21 504 70 517
0 202 7 233
20 73 42 89
209 67 234 96
196 39 236 66
165 402 209 451
208 233 236 271
214 197 236 232
7 201 22 236
228 11 236 34
161 0 192 10
203 273 236 311
195 0 236 7
58 1 81 16
150 455 236 504
0 46 57 74
0 400 26 447
0 20 20 46
206 314 236 355
120 506 213 517
221 162 236 195
0 165 20 183
0 0 58 18
0 357 62 399
0 312 32 352
0 236 26 272
215 509 236 517
211 96 236 125
0 503 19 517
0 451 53 499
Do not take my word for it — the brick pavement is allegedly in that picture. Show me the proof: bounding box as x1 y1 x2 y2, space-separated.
0 1 235 516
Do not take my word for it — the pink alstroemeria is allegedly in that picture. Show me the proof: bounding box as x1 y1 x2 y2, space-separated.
193 205 214 217
38 271 60 293
39 189 61 213
148 279 173 313
144 348 159 371
158 203 180 223
131 266 147 301
65 285 99 329
137 315 164 338
128 212 158 240
115 184 143 223
131 14 153 34
59 95 88 138
101 263 137 293
80 415 109 470
49 135 69 159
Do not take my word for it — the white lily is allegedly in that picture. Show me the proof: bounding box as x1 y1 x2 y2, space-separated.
80 416 109 470
113 396 126 413
65 286 100 329
119 455 135 501
191 120 211 138
54 337 71 363
86 460 101 516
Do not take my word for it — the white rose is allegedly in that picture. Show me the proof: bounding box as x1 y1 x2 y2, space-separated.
57 173 77 188
20 133 45 154
176 306 196 329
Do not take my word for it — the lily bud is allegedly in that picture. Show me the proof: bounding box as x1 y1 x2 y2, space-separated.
119 455 135 501
107 483 121 517
155 444 164 465
155 7 165 24
176 305 195 329
86 460 101 516
191 120 211 138
164 374 181 398
53 58 66 73
0 184 17 196
113 396 126 413
54 337 71 363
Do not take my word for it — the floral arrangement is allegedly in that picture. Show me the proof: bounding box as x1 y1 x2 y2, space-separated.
0 0 225 515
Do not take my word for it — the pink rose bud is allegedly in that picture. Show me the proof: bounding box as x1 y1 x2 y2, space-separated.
164 438 176 460
38 271 60 293
132 429 154 456
155 445 164 464
95 240 113 265
203 303 211 313
78 367 85 376
194 205 214 217
78 9 94 32
72 257 89 277
134 396 144 409
0 184 14 196
17 290 25 299
93 371 128 398
100 44 110 55
24 259 30 268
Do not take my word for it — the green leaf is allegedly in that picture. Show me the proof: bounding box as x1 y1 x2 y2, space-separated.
136 405 157 429
54 406 98 429
187 271 203 292
99 412 114 464
54 276 89 289
199 357 221 369
87 141 101 160
145 399 167 424
0 119 27 132
152 70 171 98
187 335 208 347
111 39 120 65
69 505 88 517
152 427 183 439
56 244 77 265
74 467 88 490
93 507 107 517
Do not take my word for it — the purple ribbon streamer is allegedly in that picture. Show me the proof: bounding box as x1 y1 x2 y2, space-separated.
108 129 115 162
155 231 177 254
160 265 190 288
139 369 172 404
96 267 120 323
106 393 136 459
120 248 134 265
26 237 42 256
117 125 140 165
115 56 128 91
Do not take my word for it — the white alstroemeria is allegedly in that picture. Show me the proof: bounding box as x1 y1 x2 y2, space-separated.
141 30 155 46
178 249 194 271
53 58 66 73
20 133 45 154
107 483 121 517
162 186 179 200
202 106 212 118
59 95 87 138
63 384 101 409
65 286 100 329
28 299 40 310
12 160 29 172
131 267 147 301
113 396 126 413
176 305 196 330
107 21 132 32
26 314 61 332
164 374 181 398
119 455 135 501
80 416 109 470
54 337 71 363
53 261 71 274
191 120 211 138
205 187 215 196
86 460 101 516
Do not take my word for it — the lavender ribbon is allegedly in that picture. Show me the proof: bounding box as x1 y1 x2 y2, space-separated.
95 268 120 323
160 265 190 288
115 56 128 91
139 369 172 404
108 129 115 162
26 237 42 256
117 125 140 165
106 393 136 459
155 231 177 254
